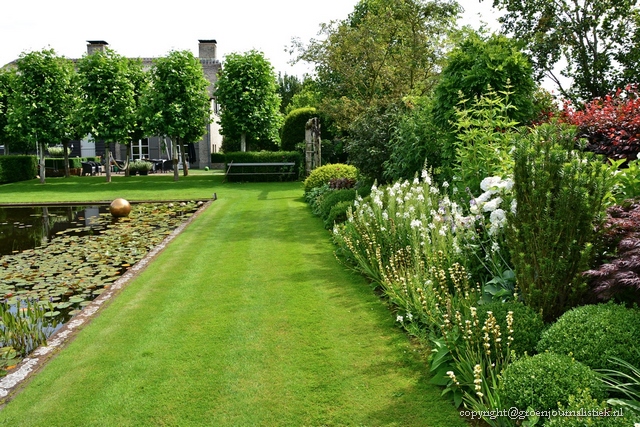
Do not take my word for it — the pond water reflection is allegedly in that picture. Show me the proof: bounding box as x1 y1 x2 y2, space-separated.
0 205 108 257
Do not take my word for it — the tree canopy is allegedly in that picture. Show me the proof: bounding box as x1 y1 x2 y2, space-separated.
294 0 460 130
6 49 74 183
76 48 137 182
144 50 211 180
215 50 282 152
485 0 640 101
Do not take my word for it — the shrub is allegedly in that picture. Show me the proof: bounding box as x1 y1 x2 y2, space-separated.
324 201 353 229
280 107 317 151
476 301 544 356
211 153 226 163
508 123 616 321
536 302 640 371
500 352 605 412
303 163 358 193
318 189 357 221
0 155 38 184
329 177 356 190
562 84 640 162
545 389 636 427
584 201 640 303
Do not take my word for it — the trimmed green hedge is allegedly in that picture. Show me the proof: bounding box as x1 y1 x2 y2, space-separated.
44 157 84 170
211 153 226 163
281 107 317 151
224 151 303 182
0 155 38 184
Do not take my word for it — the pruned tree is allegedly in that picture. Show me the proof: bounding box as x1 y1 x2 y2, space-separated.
0 68 19 153
6 49 75 183
144 50 211 180
215 50 282 152
76 48 136 183
484 0 640 101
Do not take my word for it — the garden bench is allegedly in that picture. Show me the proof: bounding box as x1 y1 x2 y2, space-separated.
225 161 296 182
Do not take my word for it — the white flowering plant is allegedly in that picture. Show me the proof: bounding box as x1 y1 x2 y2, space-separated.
465 176 517 302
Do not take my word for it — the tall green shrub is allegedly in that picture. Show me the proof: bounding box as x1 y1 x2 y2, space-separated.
280 107 317 151
508 123 616 321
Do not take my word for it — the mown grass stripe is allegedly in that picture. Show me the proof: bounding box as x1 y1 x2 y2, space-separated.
0 179 466 426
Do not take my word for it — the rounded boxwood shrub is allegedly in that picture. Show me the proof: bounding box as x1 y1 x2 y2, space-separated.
500 352 605 412
303 164 358 193
536 302 640 371
324 200 353 229
318 189 357 221
281 107 317 151
476 301 545 356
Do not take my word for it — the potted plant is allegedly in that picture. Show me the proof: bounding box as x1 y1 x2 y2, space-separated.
137 160 153 176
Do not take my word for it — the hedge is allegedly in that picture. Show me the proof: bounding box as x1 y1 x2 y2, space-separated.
280 107 317 151
224 151 303 182
0 155 38 184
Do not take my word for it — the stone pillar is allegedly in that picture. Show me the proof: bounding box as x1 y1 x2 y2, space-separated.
305 117 321 175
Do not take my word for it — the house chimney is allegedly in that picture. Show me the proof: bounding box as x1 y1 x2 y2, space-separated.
87 40 108 55
198 40 217 60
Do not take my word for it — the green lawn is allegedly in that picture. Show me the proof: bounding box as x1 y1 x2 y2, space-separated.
0 175 467 426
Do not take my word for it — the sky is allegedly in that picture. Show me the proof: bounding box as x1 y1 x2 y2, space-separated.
1 0 501 76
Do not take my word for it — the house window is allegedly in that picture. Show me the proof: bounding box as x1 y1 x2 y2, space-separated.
132 138 149 159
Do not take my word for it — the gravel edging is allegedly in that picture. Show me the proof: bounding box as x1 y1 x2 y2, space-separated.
0 199 214 406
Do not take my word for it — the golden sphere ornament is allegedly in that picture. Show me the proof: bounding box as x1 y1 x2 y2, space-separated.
109 198 131 217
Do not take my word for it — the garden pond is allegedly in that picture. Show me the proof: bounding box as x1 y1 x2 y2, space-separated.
0 201 203 372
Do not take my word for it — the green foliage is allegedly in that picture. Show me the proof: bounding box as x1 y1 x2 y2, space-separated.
432 31 536 134
128 159 153 173
211 153 226 163
294 0 460 131
280 107 317 151
0 298 58 357
215 50 283 149
7 49 75 183
488 0 640 101
0 155 37 184
508 123 616 321
476 301 544 357
500 352 606 412
224 151 301 166
324 200 354 229
143 50 211 179
345 103 400 183
537 303 640 371
452 86 519 194
610 159 640 202
0 68 19 151
44 158 83 170
277 72 303 114
303 163 358 193
76 49 136 146
599 353 640 418
545 389 637 426
384 96 447 183
317 189 357 221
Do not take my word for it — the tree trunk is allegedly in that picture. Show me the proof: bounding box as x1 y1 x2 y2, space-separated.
124 142 132 177
38 140 46 184
172 136 180 182
63 141 71 178
241 133 247 152
181 140 189 177
105 145 112 183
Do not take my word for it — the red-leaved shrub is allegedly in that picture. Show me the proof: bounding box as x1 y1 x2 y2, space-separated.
562 85 640 161
584 200 640 303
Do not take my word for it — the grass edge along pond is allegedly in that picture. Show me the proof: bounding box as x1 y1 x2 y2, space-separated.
0 176 466 426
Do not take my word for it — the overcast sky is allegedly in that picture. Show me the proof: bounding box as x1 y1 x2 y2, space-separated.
1 0 500 76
